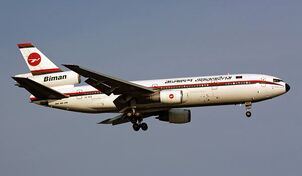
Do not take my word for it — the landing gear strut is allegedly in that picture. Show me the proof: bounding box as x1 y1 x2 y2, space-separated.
126 99 149 131
245 102 252 118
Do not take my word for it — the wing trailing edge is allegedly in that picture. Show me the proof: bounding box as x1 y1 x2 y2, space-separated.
97 114 129 125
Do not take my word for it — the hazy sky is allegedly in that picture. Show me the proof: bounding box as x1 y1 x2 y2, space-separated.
0 1 301 176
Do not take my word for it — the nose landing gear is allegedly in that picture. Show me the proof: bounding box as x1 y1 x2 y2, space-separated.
245 102 252 118
246 111 252 117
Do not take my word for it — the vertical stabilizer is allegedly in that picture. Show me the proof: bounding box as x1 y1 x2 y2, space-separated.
17 43 62 75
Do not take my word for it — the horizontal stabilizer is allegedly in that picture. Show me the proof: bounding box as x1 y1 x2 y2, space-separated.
12 77 67 100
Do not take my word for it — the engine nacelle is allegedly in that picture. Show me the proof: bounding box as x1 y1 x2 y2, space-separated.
159 90 188 104
157 109 191 124
16 71 81 87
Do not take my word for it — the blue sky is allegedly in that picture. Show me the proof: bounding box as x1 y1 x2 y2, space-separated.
0 1 301 176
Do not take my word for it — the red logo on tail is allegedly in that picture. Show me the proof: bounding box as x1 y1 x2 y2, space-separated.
27 53 41 66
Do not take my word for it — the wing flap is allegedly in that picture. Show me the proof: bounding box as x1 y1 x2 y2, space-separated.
12 77 67 100
85 78 118 95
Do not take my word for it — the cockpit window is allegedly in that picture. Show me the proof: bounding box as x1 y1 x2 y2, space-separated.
273 78 283 82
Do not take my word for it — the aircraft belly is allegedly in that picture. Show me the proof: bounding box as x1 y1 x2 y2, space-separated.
48 96 117 113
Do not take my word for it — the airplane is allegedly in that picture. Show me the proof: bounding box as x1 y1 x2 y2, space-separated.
12 43 290 131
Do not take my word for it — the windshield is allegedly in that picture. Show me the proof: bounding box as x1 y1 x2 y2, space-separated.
273 78 283 82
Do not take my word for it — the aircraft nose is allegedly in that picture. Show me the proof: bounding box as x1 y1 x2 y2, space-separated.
285 83 290 92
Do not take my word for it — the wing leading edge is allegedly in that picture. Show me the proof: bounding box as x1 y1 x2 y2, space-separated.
63 64 155 96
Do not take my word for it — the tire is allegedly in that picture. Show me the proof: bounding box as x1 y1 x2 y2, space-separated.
246 111 252 118
132 123 140 131
140 123 148 131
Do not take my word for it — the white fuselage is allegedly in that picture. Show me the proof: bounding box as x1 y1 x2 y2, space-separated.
31 74 288 113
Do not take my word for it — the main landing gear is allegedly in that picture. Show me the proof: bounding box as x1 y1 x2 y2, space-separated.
245 102 252 118
127 108 148 131
132 122 148 131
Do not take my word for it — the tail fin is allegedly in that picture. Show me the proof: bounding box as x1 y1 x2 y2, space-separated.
17 43 62 75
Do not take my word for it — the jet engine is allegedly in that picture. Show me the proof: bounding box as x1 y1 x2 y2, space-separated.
147 90 188 104
157 109 191 124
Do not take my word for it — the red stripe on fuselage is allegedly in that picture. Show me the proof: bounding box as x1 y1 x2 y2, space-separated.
30 80 282 101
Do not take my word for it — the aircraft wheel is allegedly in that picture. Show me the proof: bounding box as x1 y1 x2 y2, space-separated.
140 123 148 131
246 111 252 118
132 123 140 131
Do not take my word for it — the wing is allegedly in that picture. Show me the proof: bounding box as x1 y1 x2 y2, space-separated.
98 114 128 125
63 64 155 96
98 113 156 126
12 77 67 100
